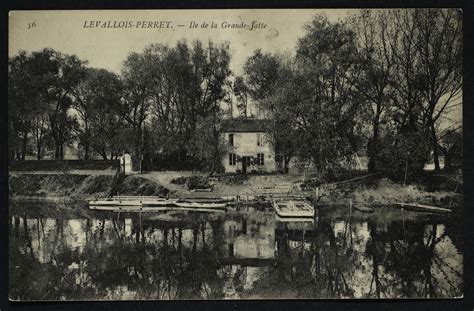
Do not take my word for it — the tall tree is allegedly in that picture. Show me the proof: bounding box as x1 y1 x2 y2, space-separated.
291 14 364 176
349 10 397 172
72 68 124 159
30 113 50 160
8 51 37 161
412 9 462 170
122 51 153 169
242 51 297 172
233 76 249 117
37 50 87 159
125 40 231 171
8 49 84 161
8 50 57 161
364 9 462 177
243 49 281 101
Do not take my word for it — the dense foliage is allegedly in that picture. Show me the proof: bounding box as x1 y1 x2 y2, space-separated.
9 40 231 172
8 9 462 180
240 9 462 180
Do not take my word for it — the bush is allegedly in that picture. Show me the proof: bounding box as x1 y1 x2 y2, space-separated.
220 174 249 185
376 127 431 182
170 176 188 185
185 176 210 190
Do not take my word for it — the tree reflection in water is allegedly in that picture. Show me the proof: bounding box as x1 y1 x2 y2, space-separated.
9 204 462 300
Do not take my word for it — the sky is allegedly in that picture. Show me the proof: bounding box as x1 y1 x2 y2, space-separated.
9 9 461 126
9 9 351 76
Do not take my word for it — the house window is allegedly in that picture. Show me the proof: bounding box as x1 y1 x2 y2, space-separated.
257 133 264 146
229 134 234 146
229 153 236 166
257 153 265 166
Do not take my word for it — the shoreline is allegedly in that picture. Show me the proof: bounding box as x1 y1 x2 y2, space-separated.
8 171 462 217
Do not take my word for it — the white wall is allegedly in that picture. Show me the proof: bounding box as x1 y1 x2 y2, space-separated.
222 132 276 173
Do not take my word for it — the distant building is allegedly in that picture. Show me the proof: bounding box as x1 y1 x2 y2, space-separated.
221 118 276 173
119 153 132 175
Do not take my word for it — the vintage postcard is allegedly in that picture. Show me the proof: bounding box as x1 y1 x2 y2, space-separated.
8 9 462 300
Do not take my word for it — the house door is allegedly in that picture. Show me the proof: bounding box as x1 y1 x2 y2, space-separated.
242 156 249 174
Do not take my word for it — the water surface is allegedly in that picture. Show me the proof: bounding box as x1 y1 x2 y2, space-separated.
9 202 463 300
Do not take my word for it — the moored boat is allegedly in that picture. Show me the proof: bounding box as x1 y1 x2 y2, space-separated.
394 202 452 214
89 205 226 213
354 205 375 213
175 200 227 209
89 195 227 212
275 215 315 223
272 199 315 218
88 199 142 207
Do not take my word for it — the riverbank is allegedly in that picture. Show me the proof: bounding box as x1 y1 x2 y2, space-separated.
318 178 461 206
8 173 169 201
9 171 462 215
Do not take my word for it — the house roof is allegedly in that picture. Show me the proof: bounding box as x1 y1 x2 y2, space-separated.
221 118 271 133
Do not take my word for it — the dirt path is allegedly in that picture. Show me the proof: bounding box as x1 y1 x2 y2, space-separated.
140 171 305 198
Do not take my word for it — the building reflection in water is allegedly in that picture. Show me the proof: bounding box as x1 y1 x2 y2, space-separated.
9 204 462 300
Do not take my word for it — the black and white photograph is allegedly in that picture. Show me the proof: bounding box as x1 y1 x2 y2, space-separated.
7 8 463 301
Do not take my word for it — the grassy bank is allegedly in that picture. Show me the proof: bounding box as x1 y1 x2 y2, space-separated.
9 173 169 200
9 174 111 197
9 171 462 218
316 178 462 214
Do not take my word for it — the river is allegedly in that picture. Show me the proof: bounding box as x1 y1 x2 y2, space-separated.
9 201 463 300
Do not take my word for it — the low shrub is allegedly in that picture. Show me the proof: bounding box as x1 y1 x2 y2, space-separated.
220 174 249 185
185 176 210 190
170 176 188 185
115 176 169 196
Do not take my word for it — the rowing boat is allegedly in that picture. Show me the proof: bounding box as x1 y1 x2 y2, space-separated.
354 205 375 213
395 202 452 214
272 200 315 218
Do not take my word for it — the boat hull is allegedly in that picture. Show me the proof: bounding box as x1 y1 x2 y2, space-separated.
395 203 452 214
89 205 225 213
89 196 227 212
272 200 315 218
354 206 375 213
88 200 142 206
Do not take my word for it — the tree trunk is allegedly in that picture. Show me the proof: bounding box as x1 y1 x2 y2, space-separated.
444 150 452 171
211 123 220 174
59 143 64 160
36 140 42 160
429 121 440 171
84 143 90 160
367 116 380 173
21 132 28 160
55 144 60 159
284 155 291 174
101 150 108 160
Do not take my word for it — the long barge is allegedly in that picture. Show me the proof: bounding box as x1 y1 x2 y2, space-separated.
89 196 227 212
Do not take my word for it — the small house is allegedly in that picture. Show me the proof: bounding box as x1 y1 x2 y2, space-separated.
221 119 276 173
